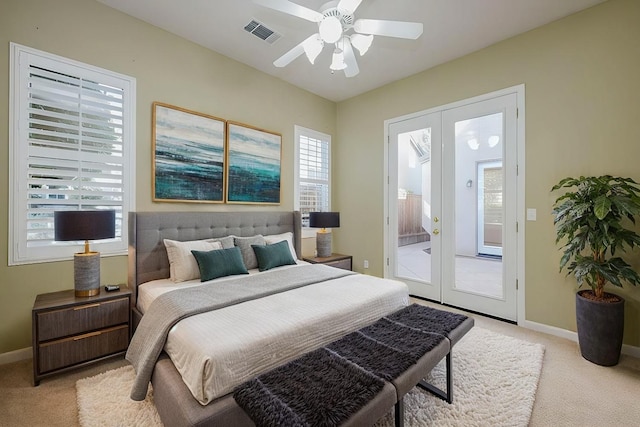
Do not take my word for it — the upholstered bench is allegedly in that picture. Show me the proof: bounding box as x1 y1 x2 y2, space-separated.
234 304 473 427
384 304 475 427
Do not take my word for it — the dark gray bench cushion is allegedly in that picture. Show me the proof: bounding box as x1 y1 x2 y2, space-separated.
233 347 396 427
326 318 449 382
386 304 474 346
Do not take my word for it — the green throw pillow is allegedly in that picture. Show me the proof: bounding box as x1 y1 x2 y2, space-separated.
191 246 249 281
252 240 297 272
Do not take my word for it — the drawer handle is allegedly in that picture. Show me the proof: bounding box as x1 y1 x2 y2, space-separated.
73 303 101 311
73 331 102 341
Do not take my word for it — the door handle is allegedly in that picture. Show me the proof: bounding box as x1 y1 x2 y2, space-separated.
432 229 440 235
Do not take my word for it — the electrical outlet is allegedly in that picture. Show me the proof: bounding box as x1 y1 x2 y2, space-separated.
364 260 369 269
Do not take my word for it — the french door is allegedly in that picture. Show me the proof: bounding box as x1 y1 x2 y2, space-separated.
386 92 519 321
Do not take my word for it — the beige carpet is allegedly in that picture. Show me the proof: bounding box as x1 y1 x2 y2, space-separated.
76 327 544 427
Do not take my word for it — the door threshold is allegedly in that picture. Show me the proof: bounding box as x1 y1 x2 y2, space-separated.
409 295 516 325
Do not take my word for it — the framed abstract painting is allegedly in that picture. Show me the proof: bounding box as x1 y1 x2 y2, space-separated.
152 102 226 203
226 121 281 204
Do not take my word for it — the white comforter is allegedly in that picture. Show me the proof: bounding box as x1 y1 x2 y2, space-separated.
138 265 409 405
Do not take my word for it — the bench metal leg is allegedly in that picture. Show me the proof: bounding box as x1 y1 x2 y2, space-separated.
394 397 405 427
416 351 453 404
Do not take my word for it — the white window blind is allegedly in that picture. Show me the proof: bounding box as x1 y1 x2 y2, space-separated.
9 43 136 265
294 126 331 227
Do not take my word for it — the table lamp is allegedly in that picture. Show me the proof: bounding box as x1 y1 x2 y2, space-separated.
309 212 340 258
54 210 116 297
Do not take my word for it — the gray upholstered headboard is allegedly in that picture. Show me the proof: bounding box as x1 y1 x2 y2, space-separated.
128 211 302 306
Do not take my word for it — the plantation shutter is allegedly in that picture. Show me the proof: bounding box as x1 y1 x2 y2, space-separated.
297 129 331 227
10 44 135 264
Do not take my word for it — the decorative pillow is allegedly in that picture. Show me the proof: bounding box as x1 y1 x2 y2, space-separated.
264 232 298 260
191 246 249 282
164 239 223 282
234 235 266 270
209 235 235 249
252 240 297 272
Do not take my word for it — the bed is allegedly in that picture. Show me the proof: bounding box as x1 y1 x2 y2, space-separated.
127 211 410 426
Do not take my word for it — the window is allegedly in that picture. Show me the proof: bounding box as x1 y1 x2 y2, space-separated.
294 126 331 228
9 43 136 265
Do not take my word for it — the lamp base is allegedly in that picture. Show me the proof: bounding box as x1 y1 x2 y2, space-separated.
316 231 332 258
74 252 100 297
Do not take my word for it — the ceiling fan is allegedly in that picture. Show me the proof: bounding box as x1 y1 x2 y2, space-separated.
254 0 423 77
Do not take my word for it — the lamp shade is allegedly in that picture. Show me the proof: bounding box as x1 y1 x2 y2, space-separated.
54 210 116 242
54 210 115 297
309 212 340 229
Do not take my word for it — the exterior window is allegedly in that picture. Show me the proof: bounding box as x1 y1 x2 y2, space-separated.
294 126 331 227
9 43 136 265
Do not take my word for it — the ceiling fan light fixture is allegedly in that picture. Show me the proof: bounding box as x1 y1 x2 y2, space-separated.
330 48 347 70
303 34 324 64
319 16 343 44
350 33 373 55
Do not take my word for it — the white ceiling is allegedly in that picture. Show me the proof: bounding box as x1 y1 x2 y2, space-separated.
96 0 605 102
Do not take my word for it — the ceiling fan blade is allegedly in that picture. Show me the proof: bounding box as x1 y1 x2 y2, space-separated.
354 19 423 39
342 38 360 78
337 0 363 15
273 33 320 67
254 0 323 22
273 42 305 67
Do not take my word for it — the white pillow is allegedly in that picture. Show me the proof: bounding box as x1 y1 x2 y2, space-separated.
264 232 298 261
164 238 223 282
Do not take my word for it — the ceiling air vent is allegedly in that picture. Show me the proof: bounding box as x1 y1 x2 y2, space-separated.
244 19 281 45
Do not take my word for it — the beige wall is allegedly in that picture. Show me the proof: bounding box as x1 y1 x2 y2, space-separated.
0 0 336 354
333 0 640 346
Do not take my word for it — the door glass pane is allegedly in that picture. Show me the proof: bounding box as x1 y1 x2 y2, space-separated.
397 128 432 284
454 113 504 299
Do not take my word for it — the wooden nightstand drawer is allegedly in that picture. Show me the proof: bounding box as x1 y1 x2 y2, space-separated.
38 324 129 373
303 254 353 271
32 288 132 385
37 297 129 341
325 258 352 270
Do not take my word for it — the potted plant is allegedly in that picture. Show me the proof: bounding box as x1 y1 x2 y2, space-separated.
551 175 640 366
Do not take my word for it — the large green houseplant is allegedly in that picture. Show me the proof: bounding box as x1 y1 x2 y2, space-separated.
552 175 640 365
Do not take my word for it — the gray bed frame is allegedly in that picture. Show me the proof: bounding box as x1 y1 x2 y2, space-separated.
127 211 303 426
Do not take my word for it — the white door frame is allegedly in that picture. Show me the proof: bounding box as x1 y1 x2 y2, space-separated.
383 84 526 325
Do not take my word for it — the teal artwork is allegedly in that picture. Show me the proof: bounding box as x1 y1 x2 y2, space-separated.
153 103 225 203
227 122 281 204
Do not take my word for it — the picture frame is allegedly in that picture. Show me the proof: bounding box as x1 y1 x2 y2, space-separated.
226 121 282 205
152 102 226 203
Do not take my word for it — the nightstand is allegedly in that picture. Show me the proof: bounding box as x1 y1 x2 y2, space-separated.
32 287 131 386
303 253 353 271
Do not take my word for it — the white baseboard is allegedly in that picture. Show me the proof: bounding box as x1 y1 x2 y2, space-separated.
0 347 32 365
522 320 640 359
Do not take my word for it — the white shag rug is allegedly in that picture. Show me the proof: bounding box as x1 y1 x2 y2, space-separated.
76 327 544 427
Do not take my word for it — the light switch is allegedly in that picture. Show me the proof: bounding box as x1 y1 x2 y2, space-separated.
527 208 537 221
